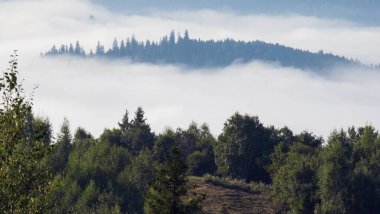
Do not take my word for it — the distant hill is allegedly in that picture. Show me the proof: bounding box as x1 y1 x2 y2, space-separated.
44 31 363 72
91 0 380 25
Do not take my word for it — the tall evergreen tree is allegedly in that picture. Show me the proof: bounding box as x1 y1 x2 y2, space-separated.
112 38 119 56
96 41 104 55
144 144 200 214
127 107 155 154
74 41 83 55
68 44 74 55
184 30 190 40
169 31 176 46
48 118 72 175
118 109 130 133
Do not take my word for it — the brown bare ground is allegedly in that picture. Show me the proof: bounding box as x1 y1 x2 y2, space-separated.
188 179 275 214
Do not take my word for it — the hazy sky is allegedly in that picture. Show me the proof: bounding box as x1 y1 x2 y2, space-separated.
1 0 380 138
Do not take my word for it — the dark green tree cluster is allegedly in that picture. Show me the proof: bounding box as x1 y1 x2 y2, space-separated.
145 144 202 214
43 108 207 213
44 108 155 213
153 123 217 177
44 31 359 71
270 127 380 213
1 55 380 213
214 113 275 182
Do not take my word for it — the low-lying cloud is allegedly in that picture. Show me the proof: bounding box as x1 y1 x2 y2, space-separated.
20 56 380 138
1 0 380 138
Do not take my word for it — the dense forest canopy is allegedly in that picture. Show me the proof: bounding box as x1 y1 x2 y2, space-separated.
44 31 363 72
1 55 380 213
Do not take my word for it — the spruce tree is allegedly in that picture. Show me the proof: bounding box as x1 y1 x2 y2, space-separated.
128 107 155 154
144 144 201 214
48 118 72 174
118 109 130 133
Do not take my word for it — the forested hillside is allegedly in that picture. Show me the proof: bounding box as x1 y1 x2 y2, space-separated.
44 31 361 71
1 54 380 213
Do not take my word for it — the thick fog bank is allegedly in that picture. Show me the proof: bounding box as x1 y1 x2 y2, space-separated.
19 57 380 138
1 0 380 138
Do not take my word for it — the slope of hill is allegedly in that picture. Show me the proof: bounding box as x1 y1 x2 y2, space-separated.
188 177 274 214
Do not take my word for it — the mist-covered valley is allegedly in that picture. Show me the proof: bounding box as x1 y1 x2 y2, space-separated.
1 0 380 138
2 0 380 213
17 55 379 139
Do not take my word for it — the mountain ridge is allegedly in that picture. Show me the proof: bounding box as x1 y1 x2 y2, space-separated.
44 31 367 72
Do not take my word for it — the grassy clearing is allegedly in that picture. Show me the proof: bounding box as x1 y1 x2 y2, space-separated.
189 174 271 194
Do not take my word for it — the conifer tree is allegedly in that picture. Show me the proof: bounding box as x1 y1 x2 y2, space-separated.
96 41 104 55
48 118 72 174
128 107 155 154
118 109 130 133
169 31 176 46
74 41 82 55
144 144 201 214
112 38 119 56
184 30 190 40
120 40 125 54
68 44 74 54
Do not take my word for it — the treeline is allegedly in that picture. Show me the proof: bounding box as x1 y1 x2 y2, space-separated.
1 55 380 213
7 107 380 213
44 31 361 71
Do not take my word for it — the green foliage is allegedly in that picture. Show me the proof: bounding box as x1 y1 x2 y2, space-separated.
99 128 123 147
118 109 130 133
0 52 51 213
45 108 158 213
153 129 177 163
267 127 296 176
177 123 217 176
145 144 201 214
44 118 72 175
187 150 214 176
317 127 380 214
351 127 380 213
32 116 53 146
46 175 80 213
271 143 320 214
215 113 274 182
317 130 353 214
118 148 154 200
74 127 93 142
3 54 380 213
119 107 155 154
